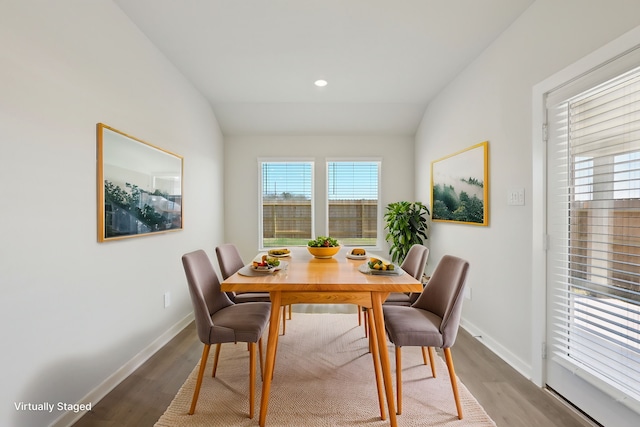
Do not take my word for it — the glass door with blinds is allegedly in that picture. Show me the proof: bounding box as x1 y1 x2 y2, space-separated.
546 54 640 426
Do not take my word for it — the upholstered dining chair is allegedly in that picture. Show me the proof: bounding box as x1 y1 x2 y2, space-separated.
182 250 271 419
384 244 430 306
216 244 271 303
362 244 429 337
383 254 469 419
215 243 290 334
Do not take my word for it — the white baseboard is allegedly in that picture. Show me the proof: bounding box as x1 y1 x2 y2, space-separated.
460 318 533 380
52 312 194 427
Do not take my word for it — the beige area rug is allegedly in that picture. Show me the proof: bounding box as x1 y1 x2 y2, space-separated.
155 313 496 427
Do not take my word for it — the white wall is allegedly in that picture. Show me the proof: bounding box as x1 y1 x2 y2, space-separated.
415 0 640 378
224 135 416 260
0 1 225 426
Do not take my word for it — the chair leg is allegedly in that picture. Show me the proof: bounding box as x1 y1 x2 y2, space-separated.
211 343 222 377
249 342 256 419
428 347 437 378
258 337 264 380
189 344 211 415
443 347 463 420
396 346 403 415
288 304 292 319
421 346 428 365
358 305 362 326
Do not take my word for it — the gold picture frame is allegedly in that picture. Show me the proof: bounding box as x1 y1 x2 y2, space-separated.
97 123 183 242
431 141 489 226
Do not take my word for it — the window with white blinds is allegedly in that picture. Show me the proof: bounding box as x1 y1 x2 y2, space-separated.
547 63 640 409
260 161 313 247
327 161 380 246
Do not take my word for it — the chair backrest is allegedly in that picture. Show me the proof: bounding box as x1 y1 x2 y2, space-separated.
412 255 469 348
216 243 246 280
182 250 234 344
401 244 429 281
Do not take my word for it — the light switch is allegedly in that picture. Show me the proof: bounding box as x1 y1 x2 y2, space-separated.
508 188 525 206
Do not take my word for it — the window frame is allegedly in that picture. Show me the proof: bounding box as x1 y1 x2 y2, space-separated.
325 158 382 248
258 158 315 250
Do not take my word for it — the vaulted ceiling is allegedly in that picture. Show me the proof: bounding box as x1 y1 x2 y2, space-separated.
115 0 534 136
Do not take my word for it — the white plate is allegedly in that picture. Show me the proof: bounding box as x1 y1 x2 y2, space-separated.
358 263 403 276
268 252 291 258
238 265 272 276
346 253 367 260
251 265 277 273
267 249 291 257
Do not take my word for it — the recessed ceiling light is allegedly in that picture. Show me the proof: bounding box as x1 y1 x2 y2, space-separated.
314 79 328 87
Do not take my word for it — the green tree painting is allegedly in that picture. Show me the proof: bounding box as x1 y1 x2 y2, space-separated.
431 142 488 225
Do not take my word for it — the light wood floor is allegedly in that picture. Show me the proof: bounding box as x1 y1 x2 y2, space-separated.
74 310 598 427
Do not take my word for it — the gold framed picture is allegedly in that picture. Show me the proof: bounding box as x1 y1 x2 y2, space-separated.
431 141 488 226
97 123 183 242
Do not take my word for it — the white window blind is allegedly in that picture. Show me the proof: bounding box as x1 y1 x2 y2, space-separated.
260 161 313 247
548 63 640 411
327 161 380 246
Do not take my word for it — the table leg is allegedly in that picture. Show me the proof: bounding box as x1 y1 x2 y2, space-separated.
371 292 397 427
259 291 282 427
367 306 386 421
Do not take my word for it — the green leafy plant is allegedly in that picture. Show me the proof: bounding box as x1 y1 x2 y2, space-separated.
308 236 339 247
384 201 430 264
104 180 170 231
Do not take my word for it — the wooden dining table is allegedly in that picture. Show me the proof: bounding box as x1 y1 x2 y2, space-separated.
221 247 423 427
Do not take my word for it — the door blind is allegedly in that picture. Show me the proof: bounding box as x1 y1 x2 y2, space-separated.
547 63 640 411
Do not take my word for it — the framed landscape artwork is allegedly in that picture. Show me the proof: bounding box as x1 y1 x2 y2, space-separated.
431 141 488 226
97 123 183 242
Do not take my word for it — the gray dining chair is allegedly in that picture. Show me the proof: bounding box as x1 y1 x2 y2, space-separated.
383 254 469 419
215 243 290 334
182 249 270 419
384 244 430 305
216 243 271 303
362 244 429 337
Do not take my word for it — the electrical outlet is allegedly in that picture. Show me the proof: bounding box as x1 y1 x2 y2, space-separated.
164 292 171 308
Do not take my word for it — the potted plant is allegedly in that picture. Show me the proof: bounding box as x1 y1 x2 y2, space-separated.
384 201 430 264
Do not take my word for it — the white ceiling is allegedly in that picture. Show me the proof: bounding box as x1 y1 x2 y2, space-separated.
114 0 534 136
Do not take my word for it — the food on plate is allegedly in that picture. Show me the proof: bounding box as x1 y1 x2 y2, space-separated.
368 258 395 271
350 248 366 256
252 254 280 268
268 248 290 256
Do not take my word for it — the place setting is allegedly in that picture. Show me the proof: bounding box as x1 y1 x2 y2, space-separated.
345 247 368 260
267 248 291 258
357 256 404 275
238 253 289 276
